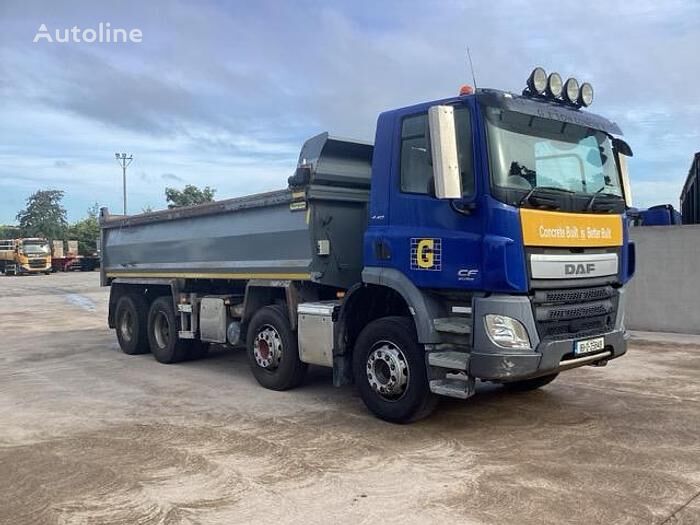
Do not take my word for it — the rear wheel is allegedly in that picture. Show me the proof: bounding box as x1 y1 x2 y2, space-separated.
147 296 190 364
353 316 437 423
115 294 150 355
502 373 559 392
246 305 307 390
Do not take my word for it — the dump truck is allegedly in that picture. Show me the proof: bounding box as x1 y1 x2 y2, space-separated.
101 68 635 422
0 238 52 275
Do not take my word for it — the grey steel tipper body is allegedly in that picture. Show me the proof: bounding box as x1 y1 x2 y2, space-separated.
101 134 372 289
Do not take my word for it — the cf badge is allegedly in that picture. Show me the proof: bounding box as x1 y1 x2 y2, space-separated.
410 238 441 271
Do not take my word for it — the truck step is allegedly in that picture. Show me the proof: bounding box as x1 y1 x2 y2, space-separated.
429 377 475 400
433 317 472 335
428 351 469 370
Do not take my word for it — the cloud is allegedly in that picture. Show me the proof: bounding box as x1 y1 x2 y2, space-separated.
0 0 698 222
161 172 183 182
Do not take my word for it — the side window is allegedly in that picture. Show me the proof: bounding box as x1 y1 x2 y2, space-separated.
400 114 431 193
400 107 475 196
454 107 474 196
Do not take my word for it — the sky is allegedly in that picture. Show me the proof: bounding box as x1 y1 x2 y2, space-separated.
1 0 699 223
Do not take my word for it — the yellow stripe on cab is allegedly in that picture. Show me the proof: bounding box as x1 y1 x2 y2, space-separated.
520 208 623 247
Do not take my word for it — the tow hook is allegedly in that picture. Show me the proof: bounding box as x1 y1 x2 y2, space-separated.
590 359 608 367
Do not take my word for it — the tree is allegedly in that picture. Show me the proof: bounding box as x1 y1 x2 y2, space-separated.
67 203 100 255
165 185 216 208
16 190 68 240
0 225 20 239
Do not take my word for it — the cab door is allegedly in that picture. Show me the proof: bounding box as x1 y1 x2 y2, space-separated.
385 101 484 290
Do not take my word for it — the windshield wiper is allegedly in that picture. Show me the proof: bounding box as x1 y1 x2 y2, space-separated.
519 186 575 208
585 187 620 211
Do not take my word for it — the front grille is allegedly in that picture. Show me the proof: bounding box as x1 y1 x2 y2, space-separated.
29 259 46 268
532 285 618 341
534 286 614 304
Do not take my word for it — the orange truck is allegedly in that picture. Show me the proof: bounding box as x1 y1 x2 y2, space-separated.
0 238 52 275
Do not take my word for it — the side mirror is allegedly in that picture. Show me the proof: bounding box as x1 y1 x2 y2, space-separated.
428 105 462 199
612 137 633 208
612 137 633 157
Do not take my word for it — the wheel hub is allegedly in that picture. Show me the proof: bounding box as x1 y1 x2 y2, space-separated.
153 312 170 349
254 325 282 369
119 310 133 342
366 341 409 400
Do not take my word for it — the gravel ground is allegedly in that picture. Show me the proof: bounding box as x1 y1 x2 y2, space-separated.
1 272 699 525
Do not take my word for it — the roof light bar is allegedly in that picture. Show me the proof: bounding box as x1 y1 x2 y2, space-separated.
524 68 594 108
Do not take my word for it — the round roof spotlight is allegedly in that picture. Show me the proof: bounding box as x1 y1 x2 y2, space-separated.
579 82 594 107
564 77 580 104
547 72 563 98
527 67 547 95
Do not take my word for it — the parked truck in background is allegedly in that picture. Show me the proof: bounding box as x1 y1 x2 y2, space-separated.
101 68 635 422
0 238 52 275
51 240 101 272
628 204 682 226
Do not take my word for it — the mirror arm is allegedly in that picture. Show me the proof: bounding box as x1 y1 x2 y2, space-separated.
451 200 476 215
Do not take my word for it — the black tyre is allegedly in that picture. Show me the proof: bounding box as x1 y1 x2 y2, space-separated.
115 294 150 355
246 305 307 391
147 296 189 364
502 372 559 392
353 316 437 423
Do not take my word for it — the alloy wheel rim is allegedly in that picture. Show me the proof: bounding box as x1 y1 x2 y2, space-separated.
153 312 170 349
119 310 133 342
366 340 409 400
254 324 283 369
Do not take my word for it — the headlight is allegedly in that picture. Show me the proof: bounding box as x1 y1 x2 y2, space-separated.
527 67 547 95
579 82 594 107
547 72 563 98
563 77 580 104
484 315 531 349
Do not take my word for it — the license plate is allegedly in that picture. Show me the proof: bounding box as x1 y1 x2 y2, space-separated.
574 337 605 355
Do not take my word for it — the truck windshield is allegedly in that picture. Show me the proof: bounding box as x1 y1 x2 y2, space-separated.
22 242 49 254
485 107 623 207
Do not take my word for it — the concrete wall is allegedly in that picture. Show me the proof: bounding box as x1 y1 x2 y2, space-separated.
626 225 700 334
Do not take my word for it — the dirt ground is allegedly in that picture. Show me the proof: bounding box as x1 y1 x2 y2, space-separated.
0 272 698 525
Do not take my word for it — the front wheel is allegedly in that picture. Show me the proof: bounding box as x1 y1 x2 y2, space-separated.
246 305 307 391
353 316 437 423
502 373 559 392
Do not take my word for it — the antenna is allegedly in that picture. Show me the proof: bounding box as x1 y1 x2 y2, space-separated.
466 47 478 90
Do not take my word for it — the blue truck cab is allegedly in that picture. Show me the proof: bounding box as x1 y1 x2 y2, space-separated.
345 69 635 420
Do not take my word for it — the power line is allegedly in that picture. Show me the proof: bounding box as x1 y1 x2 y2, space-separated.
115 153 133 215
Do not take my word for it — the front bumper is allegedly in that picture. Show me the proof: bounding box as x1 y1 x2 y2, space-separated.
469 292 627 381
18 264 51 274
469 329 627 381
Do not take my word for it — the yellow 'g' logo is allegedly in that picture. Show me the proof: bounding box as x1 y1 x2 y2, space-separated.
417 239 434 268
411 238 441 271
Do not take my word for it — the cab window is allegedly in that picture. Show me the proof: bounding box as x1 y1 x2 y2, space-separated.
400 107 474 196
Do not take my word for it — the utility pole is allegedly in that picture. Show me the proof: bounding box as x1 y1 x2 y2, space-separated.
115 153 133 215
